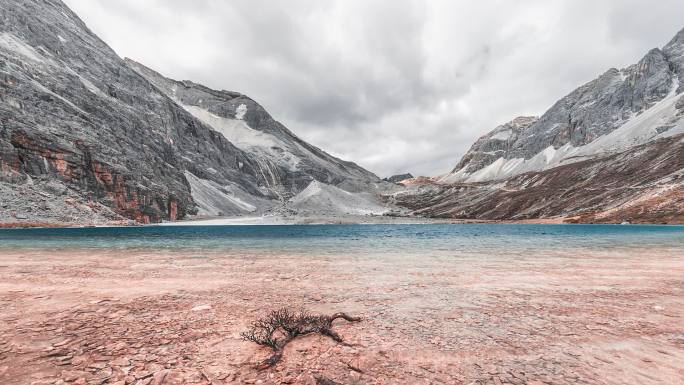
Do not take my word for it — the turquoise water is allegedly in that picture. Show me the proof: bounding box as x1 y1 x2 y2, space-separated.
0 224 682 255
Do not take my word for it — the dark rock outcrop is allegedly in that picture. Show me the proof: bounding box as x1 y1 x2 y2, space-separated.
383 173 414 184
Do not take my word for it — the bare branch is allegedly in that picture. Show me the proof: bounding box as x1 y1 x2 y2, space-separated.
241 307 361 369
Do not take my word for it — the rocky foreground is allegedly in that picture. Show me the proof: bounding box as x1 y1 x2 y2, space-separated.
1 247 682 384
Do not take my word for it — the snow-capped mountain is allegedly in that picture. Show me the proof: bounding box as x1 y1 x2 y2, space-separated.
440 28 684 184
0 0 388 224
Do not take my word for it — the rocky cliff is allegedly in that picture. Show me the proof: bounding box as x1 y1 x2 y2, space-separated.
0 0 386 225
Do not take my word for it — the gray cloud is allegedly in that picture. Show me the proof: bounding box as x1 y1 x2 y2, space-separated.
63 0 684 177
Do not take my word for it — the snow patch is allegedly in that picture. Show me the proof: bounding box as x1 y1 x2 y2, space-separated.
77 75 109 99
184 171 260 216
182 104 301 171
235 103 247 120
0 33 45 62
490 129 512 141
570 78 684 158
183 104 281 149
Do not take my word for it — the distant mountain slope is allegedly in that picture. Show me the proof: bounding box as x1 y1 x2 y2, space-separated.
284 180 388 216
383 173 414 184
0 0 386 224
126 60 386 201
395 134 683 223
441 28 684 184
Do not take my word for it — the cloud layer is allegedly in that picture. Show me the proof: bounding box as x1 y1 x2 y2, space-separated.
64 0 684 177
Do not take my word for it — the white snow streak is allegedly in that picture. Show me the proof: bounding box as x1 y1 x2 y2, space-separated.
184 171 258 216
489 129 512 141
235 103 247 120
0 33 45 62
181 104 301 171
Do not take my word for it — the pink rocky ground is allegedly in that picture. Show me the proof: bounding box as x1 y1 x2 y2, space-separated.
0 246 683 384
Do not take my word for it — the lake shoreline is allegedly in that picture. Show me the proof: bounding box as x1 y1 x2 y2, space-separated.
2 213 680 229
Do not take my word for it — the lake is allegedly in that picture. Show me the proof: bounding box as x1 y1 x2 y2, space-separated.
0 224 682 255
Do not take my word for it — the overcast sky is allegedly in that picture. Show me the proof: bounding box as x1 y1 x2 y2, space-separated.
63 0 684 177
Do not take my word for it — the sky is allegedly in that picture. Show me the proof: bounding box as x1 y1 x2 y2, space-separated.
63 0 684 177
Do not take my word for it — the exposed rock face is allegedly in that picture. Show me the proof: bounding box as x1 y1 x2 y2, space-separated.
448 117 538 178
442 27 684 184
0 0 385 223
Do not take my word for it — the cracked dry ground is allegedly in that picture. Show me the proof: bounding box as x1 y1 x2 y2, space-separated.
0 247 683 384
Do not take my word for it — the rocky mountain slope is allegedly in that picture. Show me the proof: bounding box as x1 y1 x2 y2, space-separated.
440 28 684 184
126 60 386 199
0 0 389 225
397 28 684 223
394 134 683 223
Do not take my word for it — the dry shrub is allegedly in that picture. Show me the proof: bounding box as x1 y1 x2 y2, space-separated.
241 307 361 369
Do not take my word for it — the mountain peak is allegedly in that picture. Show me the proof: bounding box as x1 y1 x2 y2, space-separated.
664 26 684 49
507 116 539 129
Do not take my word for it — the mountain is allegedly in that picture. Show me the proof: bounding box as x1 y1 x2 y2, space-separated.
0 0 387 225
440 29 684 184
394 135 683 223
383 173 414 184
397 28 684 223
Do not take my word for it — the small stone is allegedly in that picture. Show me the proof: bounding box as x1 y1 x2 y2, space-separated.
310 294 323 301
152 369 169 385
53 338 72 347
191 305 211 311
111 357 131 367
88 362 107 369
